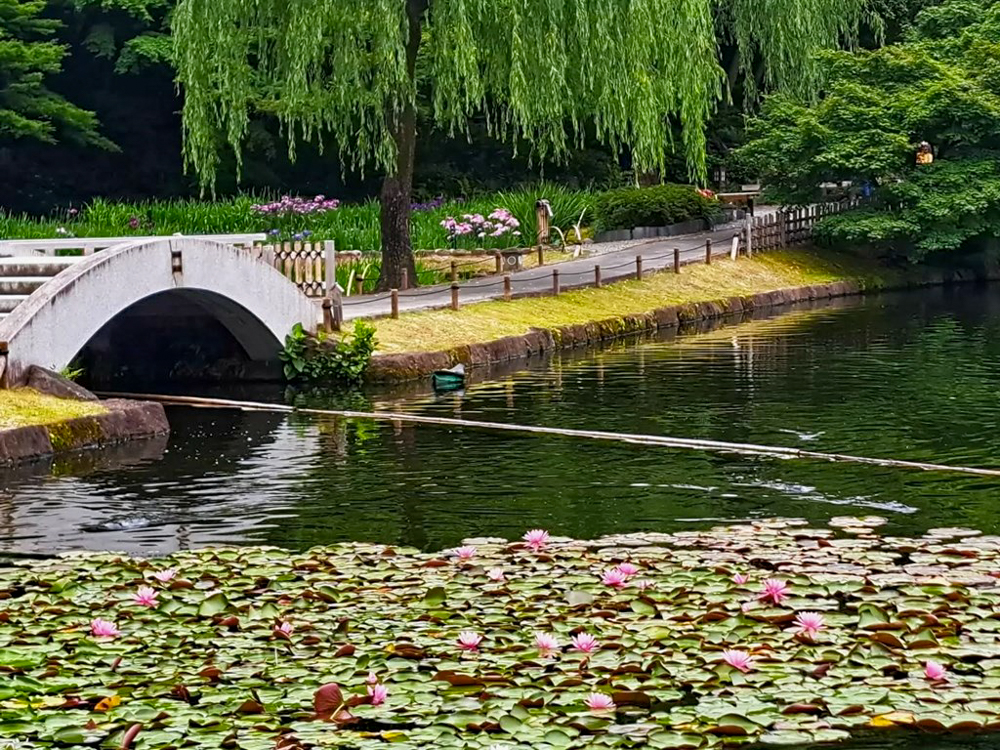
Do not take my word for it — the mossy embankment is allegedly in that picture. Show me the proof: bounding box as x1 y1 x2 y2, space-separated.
0 388 107 429
0 388 169 466
367 248 988 383
371 249 895 354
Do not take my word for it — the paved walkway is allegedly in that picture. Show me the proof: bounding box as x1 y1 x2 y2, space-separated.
342 211 774 321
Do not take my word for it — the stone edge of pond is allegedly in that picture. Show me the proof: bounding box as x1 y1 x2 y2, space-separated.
367 265 993 383
0 398 170 467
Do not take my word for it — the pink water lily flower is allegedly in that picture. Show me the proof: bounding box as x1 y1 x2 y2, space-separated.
90 618 121 639
367 683 388 705
535 632 560 654
571 632 599 653
793 612 825 638
458 631 483 652
151 568 176 583
758 578 790 605
617 562 639 577
133 586 159 608
732 573 749 584
924 660 948 682
486 568 505 582
523 529 550 551
601 568 629 588
636 579 656 591
454 546 477 561
722 649 754 673
585 693 616 712
276 621 294 637
366 671 379 685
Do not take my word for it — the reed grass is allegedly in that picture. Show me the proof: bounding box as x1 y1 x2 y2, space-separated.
370 249 900 354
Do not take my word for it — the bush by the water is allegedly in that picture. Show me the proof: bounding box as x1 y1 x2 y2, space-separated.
593 185 720 232
280 321 376 385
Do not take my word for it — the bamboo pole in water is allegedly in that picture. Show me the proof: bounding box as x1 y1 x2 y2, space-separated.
98 392 1000 479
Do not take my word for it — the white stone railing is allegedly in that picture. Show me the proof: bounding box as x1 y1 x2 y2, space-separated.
0 233 266 257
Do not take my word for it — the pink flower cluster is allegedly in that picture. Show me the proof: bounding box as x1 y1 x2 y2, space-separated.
441 208 521 242
252 195 341 216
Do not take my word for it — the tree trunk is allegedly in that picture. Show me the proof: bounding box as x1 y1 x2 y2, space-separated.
377 0 425 291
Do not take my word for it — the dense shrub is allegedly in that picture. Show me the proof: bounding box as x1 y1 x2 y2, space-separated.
592 185 720 231
280 321 376 386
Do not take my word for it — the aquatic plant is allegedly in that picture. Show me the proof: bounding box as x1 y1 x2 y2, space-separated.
721 649 755 673
7 517 1000 748
523 528 550 551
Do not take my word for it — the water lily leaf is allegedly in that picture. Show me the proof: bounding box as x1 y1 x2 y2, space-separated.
706 714 758 736
198 592 229 617
567 590 593 607
423 586 446 607
631 600 658 617
648 731 703 748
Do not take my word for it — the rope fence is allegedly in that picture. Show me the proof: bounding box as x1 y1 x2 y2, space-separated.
255 200 860 328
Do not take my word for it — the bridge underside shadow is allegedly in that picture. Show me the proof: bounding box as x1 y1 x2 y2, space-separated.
74 289 285 391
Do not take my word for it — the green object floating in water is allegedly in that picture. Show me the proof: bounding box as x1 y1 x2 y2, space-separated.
432 364 465 390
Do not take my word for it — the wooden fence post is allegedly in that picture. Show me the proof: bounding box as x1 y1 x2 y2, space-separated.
552 269 560 295
537 245 545 266
450 261 458 283
355 276 365 296
636 255 643 280
451 283 460 311
673 247 681 274
705 239 712 265
503 274 512 301
595 265 602 288
324 240 336 296
391 289 399 319
331 286 343 332
494 252 502 274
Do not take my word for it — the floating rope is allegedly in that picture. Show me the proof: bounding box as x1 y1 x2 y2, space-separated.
97 392 1000 479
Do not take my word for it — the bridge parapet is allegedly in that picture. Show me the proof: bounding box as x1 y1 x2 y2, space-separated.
0 238 319 386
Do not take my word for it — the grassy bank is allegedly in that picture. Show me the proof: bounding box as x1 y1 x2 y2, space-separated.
371 248 899 354
0 388 106 430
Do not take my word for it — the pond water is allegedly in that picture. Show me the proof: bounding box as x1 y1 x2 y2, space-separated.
4 284 1000 557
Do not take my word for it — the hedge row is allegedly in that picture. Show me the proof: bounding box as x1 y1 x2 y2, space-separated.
593 184 721 232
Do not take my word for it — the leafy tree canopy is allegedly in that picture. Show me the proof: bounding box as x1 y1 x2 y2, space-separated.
0 0 113 147
740 0 1000 261
174 0 863 188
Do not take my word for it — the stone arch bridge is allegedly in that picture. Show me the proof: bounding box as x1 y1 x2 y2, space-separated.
0 238 320 388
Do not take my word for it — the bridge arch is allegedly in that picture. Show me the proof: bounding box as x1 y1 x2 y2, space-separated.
0 238 319 386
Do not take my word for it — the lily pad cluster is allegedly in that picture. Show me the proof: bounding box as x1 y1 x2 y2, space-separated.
4 517 1000 749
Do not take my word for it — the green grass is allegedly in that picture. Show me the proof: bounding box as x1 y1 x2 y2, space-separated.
370 248 901 354
0 389 106 430
0 185 595 254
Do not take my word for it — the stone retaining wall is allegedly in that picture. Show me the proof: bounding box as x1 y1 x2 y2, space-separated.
0 398 169 466
367 267 992 384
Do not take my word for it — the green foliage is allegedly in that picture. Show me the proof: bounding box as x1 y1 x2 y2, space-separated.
9 519 1000 748
0 187 593 252
0 0 113 147
592 185 720 231
739 0 1000 261
172 0 863 188
67 0 174 72
280 320 377 386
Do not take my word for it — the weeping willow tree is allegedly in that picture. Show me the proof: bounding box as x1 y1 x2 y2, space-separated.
174 0 863 289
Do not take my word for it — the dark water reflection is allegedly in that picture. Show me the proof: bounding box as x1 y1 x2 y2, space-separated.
4 285 1000 557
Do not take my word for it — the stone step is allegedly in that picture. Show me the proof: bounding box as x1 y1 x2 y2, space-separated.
0 277 50 296
0 257 79 277
0 295 30 313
